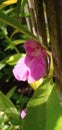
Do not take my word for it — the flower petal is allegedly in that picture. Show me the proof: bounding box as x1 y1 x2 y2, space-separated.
13 56 29 81
23 39 42 56
21 109 27 119
25 55 46 83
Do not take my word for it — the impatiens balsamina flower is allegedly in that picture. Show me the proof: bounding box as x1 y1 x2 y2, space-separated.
13 39 50 83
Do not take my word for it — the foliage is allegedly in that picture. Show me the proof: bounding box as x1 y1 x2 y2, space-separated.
0 0 62 130
23 78 62 130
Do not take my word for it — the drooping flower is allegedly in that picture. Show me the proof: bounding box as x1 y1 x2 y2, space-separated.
13 39 50 83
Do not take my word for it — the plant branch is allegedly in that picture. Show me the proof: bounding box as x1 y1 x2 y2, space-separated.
46 0 62 91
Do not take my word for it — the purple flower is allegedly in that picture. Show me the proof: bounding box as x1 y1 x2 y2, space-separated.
13 39 50 83
21 109 27 119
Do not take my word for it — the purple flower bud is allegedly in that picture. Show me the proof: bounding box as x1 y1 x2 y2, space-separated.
21 109 27 119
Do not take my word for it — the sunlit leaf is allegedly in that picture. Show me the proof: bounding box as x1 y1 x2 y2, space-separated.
23 78 62 130
6 53 25 65
0 53 25 70
0 0 17 10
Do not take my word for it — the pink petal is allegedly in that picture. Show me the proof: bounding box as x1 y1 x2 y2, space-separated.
21 109 27 119
13 54 47 83
13 55 35 82
25 55 46 83
13 56 29 81
23 39 42 56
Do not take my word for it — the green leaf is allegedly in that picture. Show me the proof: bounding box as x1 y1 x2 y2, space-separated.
0 63 5 70
0 0 17 10
0 12 37 41
0 53 25 69
0 56 10 70
6 86 16 99
6 53 25 65
21 0 27 13
0 91 15 110
5 39 25 50
17 0 21 19
5 107 22 126
0 91 22 126
1 125 9 130
23 78 62 130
